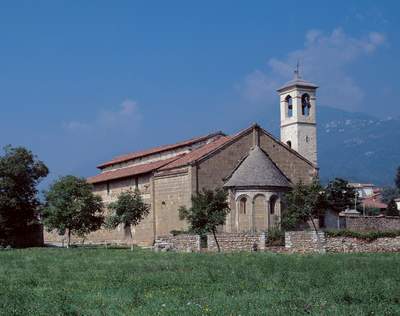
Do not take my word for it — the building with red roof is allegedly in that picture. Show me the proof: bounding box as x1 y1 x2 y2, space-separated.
45 72 320 246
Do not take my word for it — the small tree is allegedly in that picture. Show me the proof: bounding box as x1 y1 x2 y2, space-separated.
179 188 230 252
42 175 104 247
105 189 150 251
282 179 327 232
386 199 399 217
395 166 400 191
0 145 48 247
325 178 357 213
381 187 400 204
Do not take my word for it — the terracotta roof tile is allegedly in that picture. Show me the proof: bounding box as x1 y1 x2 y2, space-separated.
159 136 231 170
88 155 182 184
97 131 224 169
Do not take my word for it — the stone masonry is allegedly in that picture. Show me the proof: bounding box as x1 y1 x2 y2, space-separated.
207 233 266 252
154 234 200 252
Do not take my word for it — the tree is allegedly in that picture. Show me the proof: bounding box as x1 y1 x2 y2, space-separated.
179 188 230 252
42 175 104 247
0 145 48 247
395 166 400 190
282 179 327 232
105 189 150 251
386 199 399 217
381 187 400 204
325 178 357 213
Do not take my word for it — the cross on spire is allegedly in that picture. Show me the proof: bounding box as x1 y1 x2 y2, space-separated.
294 60 301 79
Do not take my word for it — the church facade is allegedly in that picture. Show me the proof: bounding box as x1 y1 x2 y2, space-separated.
80 74 319 246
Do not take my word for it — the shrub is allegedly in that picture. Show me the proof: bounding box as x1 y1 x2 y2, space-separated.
266 228 285 246
325 229 400 241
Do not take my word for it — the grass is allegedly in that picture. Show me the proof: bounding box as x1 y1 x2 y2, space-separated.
1 248 400 315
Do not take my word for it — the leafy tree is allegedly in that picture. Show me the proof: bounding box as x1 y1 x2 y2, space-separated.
325 178 357 213
282 179 327 232
179 188 230 252
395 166 400 190
381 187 400 204
386 199 399 217
42 175 104 247
0 145 48 246
105 189 150 251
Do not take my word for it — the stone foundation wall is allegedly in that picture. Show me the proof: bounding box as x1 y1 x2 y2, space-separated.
285 231 326 253
285 230 400 253
326 236 400 253
344 215 400 231
154 234 200 252
207 233 266 252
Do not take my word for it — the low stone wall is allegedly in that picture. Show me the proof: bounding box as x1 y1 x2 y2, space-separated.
326 236 400 253
207 233 266 252
285 231 326 253
344 215 400 231
285 230 400 253
154 234 200 252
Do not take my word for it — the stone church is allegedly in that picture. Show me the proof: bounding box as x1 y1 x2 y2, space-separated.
81 73 319 246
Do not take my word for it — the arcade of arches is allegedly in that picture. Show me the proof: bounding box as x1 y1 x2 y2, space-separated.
226 190 282 233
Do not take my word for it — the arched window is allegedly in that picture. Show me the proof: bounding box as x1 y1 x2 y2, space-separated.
269 195 278 215
301 93 311 116
305 136 309 143
285 95 293 117
286 140 292 148
239 197 247 214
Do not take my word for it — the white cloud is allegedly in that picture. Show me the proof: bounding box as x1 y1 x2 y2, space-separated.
237 28 386 111
65 99 141 133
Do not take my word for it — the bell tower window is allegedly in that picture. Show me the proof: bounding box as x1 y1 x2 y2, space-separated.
301 93 311 116
285 95 293 117
286 141 292 148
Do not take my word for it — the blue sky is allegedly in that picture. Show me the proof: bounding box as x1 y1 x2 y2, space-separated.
0 1 399 184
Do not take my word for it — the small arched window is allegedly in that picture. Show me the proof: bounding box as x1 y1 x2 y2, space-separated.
239 197 247 214
301 93 311 116
305 136 309 143
285 95 293 117
286 140 292 148
270 195 278 215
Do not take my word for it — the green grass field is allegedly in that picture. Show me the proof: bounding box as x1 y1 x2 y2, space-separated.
1 248 400 315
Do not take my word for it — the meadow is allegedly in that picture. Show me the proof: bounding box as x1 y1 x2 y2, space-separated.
1 248 400 315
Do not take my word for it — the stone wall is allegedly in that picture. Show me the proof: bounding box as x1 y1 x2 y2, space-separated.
153 169 192 237
344 215 400 231
154 234 200 252
285 230 400 253
285 231 326 253
207 233 266 252
325 236 400 253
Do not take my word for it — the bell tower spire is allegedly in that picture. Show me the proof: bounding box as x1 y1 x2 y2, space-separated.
277 67 318 165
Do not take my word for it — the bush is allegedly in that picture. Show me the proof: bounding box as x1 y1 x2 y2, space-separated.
266 228 285 246
169 230 188 236
325 229 400 241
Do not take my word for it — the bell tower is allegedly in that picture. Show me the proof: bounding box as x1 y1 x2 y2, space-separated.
277 66 318 165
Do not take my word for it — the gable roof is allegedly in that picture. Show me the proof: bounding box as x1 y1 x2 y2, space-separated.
88 123 317 184
97 131 224 169
87 155 182 184
224 146 291 188
159 136 231 171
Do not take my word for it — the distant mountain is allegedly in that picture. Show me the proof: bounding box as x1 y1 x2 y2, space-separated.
317 107 400 186
265 106 400 186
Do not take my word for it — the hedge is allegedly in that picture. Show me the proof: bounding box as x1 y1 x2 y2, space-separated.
325 229 400 241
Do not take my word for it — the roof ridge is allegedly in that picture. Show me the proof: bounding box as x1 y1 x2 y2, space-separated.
97 130 225 169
